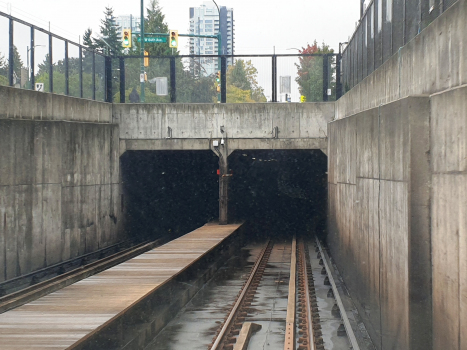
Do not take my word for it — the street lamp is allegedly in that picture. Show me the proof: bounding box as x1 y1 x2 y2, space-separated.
27 45 45 85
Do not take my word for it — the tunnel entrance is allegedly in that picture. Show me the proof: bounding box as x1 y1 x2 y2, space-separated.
120 149 327 241
229 150 327 238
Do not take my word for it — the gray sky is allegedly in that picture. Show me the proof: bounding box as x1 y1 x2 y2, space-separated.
1 0 360 54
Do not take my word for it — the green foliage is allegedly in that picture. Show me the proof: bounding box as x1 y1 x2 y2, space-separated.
92 7 122 56
226 59 266 103
295 40 336 102
144 0 172 56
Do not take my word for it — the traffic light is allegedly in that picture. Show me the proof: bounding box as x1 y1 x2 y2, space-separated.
144 51 149 67
300 95 307 103
122 29 131 48
169 30 179 48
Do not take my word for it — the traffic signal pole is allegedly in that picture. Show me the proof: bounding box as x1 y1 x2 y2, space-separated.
140 0 145 102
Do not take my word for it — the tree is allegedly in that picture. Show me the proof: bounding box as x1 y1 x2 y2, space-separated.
94 7 121 56
295 41 335 102
83 28 96 50
144 0 172 56
225 59 266 103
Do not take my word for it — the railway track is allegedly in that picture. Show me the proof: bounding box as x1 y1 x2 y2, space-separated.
207 236 361 350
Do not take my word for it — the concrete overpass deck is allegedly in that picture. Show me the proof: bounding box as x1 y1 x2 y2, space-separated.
0 223 243 350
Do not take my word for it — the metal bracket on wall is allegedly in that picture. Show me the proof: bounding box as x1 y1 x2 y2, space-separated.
167 126 172 139
273 126 279 139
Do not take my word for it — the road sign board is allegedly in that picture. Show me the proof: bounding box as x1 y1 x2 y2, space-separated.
137 37 167 43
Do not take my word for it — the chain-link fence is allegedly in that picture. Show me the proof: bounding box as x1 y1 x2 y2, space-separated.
341 0 459 93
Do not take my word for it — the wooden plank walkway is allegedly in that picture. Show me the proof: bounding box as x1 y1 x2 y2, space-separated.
0 223 242 350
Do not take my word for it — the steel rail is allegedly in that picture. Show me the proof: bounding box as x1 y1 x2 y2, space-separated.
314 237 360 350
211 240 272 350
299 240 316 350
284 236 297 350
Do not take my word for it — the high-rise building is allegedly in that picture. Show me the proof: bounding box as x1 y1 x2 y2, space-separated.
115 15 141 37
189 2 235 76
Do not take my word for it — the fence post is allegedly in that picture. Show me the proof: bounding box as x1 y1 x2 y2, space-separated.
92 52 96 100
8 18 13 87
271 55 277 102
64 41 69 96
48 34 53 93
30 26 35 90
79 46 83 98
323 55 329 102
221 56 227 103
170 57 176 103
336 54 342 99
105 56 112 103
119 57 125 103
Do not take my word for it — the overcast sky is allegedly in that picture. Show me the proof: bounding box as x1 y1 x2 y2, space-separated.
1 0 360 54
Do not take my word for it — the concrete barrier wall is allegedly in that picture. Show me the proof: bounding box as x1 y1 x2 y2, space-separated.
430 85 467 350
112 103 334 140
0 120 122 282
335 0 467 120
0 86 112 123
328 96 432 350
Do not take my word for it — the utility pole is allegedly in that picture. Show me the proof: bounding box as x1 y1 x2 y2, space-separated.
140 0 145 102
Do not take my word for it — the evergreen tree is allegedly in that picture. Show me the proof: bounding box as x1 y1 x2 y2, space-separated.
83 28 96 50
144 0 172 56
94 7 121 56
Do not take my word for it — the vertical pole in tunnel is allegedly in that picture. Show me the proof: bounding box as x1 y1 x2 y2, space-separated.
211 132 230 225
218 149 229 225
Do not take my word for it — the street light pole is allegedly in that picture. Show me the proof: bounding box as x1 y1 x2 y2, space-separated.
140 0 145 102
212 0 221 102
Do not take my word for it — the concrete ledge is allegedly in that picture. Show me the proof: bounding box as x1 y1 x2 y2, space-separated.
120 138 327 155
0 85 112 123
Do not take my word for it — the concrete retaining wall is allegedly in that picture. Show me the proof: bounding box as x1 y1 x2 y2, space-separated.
335 0 467 120
113 103 334 140
328 96 432 350
0 120 122 282
0 86 112 123
430 85 467 350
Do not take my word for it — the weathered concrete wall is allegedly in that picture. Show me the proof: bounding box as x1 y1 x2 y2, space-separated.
335 0 467 120
430 85 467 350
113 103 333 153
0 119 122 282
328 96 432 350
0 85 112 122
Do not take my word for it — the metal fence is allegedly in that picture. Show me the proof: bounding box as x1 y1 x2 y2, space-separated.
0 11 108 101
1 11 340 104
341 0 459 93
115 54 340 104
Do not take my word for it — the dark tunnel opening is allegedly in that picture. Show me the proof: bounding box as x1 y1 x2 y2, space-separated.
120 149 327 241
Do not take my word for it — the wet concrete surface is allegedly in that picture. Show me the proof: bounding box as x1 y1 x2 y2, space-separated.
307 241 352 350
144 242 264 350
319 245 376 350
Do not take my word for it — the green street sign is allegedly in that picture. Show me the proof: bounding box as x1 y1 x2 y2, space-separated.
137 37 167 43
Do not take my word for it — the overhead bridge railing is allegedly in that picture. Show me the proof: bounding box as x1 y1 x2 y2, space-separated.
0 11 342 104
